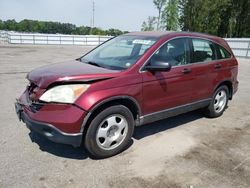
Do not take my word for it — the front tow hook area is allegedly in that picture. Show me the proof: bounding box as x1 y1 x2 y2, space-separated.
15 100 23 121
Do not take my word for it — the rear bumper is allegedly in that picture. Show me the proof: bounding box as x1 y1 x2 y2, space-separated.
15 102 83 147
233 80 239 95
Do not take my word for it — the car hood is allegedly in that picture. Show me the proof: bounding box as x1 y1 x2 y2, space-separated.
27 60 120 88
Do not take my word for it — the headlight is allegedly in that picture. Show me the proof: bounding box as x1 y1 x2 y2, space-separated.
39 84 89 103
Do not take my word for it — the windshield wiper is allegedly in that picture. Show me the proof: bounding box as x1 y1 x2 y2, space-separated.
83 60 103 68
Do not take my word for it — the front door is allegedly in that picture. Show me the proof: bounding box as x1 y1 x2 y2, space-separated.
142 38 194 116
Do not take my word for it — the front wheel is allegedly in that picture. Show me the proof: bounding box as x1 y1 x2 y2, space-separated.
204 85 229 118
84 105 135 158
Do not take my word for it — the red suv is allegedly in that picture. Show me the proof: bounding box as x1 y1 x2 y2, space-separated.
15 32 238 158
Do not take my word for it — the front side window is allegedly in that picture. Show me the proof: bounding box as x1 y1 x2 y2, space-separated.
81 36 157 70
191 39 216 63
149 38 190 67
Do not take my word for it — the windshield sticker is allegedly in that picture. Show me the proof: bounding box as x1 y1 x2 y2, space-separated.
125 62 131 67
133 39 152 45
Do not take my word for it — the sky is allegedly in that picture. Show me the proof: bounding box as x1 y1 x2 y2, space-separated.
0 0 157 31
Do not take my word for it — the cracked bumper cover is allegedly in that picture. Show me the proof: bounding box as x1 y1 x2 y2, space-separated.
15 97 85 147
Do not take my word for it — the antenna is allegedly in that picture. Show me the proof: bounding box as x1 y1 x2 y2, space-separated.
92 1 95 28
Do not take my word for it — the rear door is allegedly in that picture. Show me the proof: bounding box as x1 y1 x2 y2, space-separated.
188 38 217 101
188 38 227 102
141 38 195 115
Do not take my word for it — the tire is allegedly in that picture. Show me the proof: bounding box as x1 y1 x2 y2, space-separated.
204 85 229 118
84 105 135 158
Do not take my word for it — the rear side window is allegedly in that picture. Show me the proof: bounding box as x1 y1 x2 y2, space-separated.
191 39 216 63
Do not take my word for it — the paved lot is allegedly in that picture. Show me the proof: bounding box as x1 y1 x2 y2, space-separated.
0 44 250 188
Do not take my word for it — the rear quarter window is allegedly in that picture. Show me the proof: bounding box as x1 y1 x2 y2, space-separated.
216 44 232 59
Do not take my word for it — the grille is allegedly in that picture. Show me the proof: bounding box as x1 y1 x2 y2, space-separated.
27 82 43 112
27 82 37 96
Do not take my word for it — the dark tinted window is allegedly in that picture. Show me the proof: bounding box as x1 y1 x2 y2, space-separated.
150 38 190 67
191 39 216 63
216 44 231 59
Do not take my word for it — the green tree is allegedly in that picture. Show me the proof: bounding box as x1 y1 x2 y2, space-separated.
141 16 157 31
4 19 17 30
73 26 91 35
216 0 232 37
142 0 181 32
153 0 167 30
232 0 250 37
0 19 125 36
162 0 179 30
179 0 250 37
90 27 106 35
106 29 123 36
0 20 4 30
179 0 204 32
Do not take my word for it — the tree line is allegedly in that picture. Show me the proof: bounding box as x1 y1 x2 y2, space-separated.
142 0 250 37
0 19 126 36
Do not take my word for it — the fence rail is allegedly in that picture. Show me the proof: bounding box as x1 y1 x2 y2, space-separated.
1 31 250 58
0 31 112 46
224 38 250 59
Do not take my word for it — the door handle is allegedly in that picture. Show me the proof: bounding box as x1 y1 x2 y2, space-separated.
214 64 222 69
182 68 192 74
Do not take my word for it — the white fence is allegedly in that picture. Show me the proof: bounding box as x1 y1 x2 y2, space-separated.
0 30 8 44
0 31 112 46
225 38 250 58
0 31 250 58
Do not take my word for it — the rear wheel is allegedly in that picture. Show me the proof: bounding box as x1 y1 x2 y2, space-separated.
84 105 134 158
204 85 229 118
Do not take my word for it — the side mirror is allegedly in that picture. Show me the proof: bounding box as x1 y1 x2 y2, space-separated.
145 61 172 72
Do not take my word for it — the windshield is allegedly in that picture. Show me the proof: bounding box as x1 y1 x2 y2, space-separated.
81 35 157 70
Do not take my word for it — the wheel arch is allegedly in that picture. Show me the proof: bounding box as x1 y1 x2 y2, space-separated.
80 96 141 134
215 80 233 100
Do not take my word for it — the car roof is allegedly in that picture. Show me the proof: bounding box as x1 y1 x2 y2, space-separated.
124 31 175 38
124 31 221 40
124 31 232 57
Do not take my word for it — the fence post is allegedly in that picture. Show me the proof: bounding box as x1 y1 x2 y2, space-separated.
246 41 250 58
7 33 11 44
